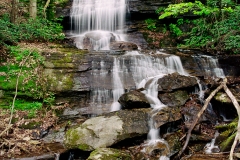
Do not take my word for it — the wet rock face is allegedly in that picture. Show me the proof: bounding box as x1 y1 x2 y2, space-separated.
118 90 151 109
110 41 138 51
158 72 198 92
181 98 218 133
158 90 189 107
152 107 182 129
127 0 172 18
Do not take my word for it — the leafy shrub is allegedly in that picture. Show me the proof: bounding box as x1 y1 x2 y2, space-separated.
0 14 65 45
156 1 240 54
145 18 157 31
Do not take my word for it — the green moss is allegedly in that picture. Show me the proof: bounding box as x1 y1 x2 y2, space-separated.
0 74 42 99
220 131 236 152
64 128 93 151
88 148 132 160
78 143 93 151
44 69 74 92
214 92 231 103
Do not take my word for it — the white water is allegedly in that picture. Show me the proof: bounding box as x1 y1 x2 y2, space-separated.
136 52 187 160
70 0 126 50
111 57 124 111
204 131 220 154
193 55 225 78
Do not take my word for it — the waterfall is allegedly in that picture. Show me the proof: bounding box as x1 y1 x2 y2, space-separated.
111 58 124 111
192 55 225 78
132 52 187 160
70 0 126 50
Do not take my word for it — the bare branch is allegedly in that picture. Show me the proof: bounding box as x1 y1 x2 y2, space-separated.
178 78 227 157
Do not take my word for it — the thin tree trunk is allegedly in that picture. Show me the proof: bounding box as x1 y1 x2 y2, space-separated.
29 0 37 19
43 0 51 18
10 0 18 23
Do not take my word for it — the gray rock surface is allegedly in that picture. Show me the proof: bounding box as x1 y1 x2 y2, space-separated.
64 109 149 150
158 72 198 92
118 90 151 109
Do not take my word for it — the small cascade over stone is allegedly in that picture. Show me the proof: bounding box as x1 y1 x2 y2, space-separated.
70 0 126 50
137 54 187 159
192 55 225 78
87 51 188 114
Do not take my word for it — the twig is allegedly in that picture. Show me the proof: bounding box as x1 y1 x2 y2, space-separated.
178 78 227 157
8 52 32 126
0 124 13 137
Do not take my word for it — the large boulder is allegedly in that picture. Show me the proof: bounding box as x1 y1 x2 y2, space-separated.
118 89 151 109
63 109 150 151
158 72 198 92
87 148 131 160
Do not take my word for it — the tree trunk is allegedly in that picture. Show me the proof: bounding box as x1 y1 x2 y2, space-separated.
29 0 37 19
10 0 18 23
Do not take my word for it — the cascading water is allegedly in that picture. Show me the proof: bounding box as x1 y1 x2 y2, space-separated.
70 0 126 50
87 51 189 114
136 53 187 160
193 55 225 78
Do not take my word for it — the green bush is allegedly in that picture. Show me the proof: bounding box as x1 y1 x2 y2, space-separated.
0 14 65 45
156 1 240 54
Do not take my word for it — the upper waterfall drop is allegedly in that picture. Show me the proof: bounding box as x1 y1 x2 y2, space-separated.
70 0 126 50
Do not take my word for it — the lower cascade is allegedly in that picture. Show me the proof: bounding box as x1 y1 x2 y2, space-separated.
87 51 188 114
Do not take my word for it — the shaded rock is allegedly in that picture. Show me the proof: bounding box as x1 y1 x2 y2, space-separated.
110 41 138 51
158 90 189 107
190 133 214 142
64 109 149 151
181 98 217 132
152 107 182 129
143 140 170 159
158 72 198 92
118 90 151 109
164 132 182 154
87 148 131 160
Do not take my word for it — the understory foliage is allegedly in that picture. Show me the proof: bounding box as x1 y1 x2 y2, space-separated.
152 0 240 54
0 14 64 46
0 46 54 111
0 0 65 46
0 0 66 112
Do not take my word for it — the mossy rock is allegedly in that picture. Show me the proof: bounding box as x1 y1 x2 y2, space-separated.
214 92 231 103
158 90 189 107
87 148 131 160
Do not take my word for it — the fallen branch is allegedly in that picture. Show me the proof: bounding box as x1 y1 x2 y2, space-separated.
178 78 227 157
223 83 240 160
